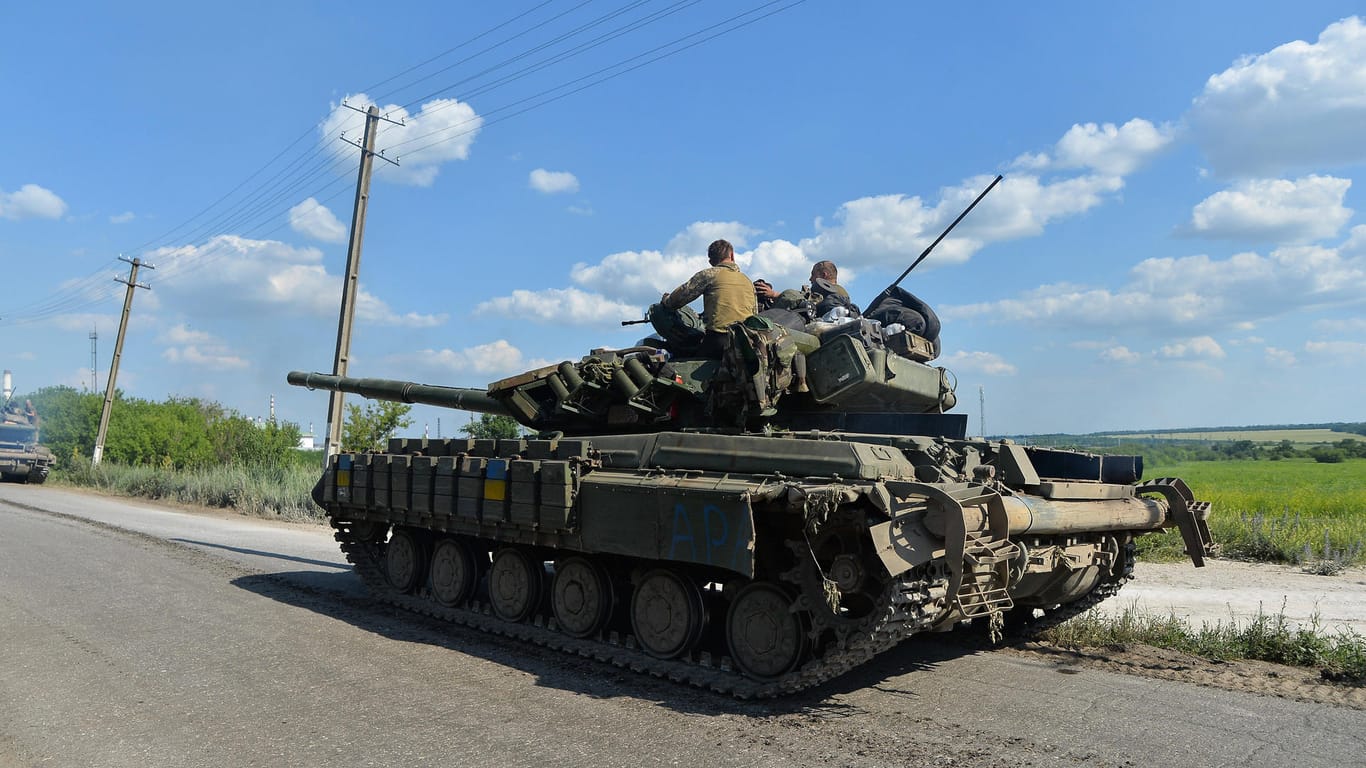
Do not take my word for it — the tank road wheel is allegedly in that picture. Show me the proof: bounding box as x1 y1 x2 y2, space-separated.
726 582 808 680
630 569 705 659
489 548 544 623
385 528 425 593
551 557 614 638
429 538 478 607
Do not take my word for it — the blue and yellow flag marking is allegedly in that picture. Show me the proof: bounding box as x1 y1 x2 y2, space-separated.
484 459 508 502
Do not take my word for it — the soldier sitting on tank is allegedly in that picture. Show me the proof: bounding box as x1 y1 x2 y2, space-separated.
806 260 861 318
755 261 859 319
660 238 756 357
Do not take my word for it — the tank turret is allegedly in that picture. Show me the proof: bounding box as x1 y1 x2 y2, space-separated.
289 303 960 438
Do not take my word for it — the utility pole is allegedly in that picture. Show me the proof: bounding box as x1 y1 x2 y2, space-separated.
979 386 985 438
89 327 98 391
93 256 153 467
323 103 401 467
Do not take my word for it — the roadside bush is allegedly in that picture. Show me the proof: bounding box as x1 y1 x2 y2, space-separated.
1045 603 1366 683
1309 448 1345 464
24 386 302 470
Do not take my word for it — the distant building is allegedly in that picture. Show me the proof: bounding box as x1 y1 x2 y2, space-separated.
297 422 317 451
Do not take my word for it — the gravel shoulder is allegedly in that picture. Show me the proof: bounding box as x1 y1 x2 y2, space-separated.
1102 559 1366 636
1012 559 1366 710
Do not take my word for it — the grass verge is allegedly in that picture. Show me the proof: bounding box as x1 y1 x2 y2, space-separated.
55 461 324 522
1043 603 1366 685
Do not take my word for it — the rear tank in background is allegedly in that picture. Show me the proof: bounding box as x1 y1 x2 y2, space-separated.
0 371 52 484
288 297 1214 697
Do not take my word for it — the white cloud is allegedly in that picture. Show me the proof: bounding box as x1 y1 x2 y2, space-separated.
1304 339 1366 359
0 184 67 220
322 93 482 187
289 198 347 244
529 168 580 194
569 247 703 304
1265 347 1297 365
1009 152 1050 171
1159 336 1225 360
152 234 445 327
1343 225 1366 256
946 232 1366 336
665 221 758 255
1189 17 1366 177
1314 317 1366 334
158 325 249 371
566 222 750 301
940 350 1017 376
1185 175 1352 243
391 340 534 377
1050 119 1176 176
567 204 594 216
1099 346 1141 363
801 173 1124 270
159 324 215 345
485 222 812 325
109 211 135 224
162 345 249 370
476 287 640 325
744 239 810 288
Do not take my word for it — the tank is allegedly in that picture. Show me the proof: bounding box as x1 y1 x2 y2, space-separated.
287 301 1214 697
0 397 53 485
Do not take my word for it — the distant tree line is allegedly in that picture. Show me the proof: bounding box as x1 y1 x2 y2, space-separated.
26 387 525 471
1021 435 1366 465
24 386 306 470
1094 422 1366 438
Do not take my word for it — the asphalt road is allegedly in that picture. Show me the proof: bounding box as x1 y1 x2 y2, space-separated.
2 483 1363 768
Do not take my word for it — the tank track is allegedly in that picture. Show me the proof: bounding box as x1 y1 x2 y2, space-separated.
1004 542 1137 639
337 529 950 698
337 530 1134 697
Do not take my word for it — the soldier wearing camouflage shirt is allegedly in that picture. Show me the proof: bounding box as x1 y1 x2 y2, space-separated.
662 239 756 355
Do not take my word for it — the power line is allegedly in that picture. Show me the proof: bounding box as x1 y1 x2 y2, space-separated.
1 1 807 326
394 0 660 111
398 1 804 159
363 0 564 100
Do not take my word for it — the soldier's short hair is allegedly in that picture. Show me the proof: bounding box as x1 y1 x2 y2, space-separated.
811 260 838 281
707 239 734 266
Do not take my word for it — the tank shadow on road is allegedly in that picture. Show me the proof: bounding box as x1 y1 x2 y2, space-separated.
171 538 352 570
232 568 986 715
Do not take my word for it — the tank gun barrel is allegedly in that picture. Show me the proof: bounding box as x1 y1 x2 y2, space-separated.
286 371 511 418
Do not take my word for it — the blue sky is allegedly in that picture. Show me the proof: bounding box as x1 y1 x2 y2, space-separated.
2 2 1364 437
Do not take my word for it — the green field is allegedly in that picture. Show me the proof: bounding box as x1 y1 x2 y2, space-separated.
1106 428 1362 444
1141 458 1366 566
